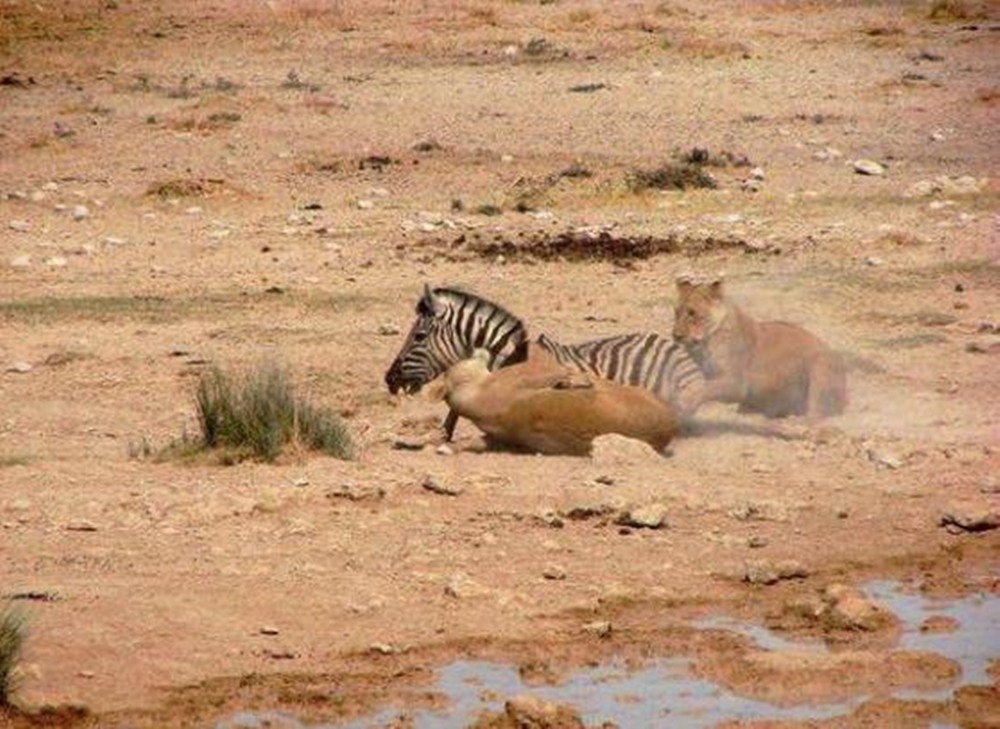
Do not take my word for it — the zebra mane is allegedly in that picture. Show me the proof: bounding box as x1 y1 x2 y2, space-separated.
429 287 526 329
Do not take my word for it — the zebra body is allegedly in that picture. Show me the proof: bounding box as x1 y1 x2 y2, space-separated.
384 286 705 437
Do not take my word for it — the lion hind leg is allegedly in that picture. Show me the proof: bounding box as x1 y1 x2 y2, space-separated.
806 355 848 418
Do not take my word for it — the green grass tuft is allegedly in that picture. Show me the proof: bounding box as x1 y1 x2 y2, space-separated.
195 364 354 463
0 604 27 707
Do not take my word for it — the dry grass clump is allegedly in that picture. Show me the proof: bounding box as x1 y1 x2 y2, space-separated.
193 364 354 463
0 604 27 707
626 162 717 192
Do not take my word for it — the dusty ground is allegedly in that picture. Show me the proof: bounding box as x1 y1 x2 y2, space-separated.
1 1 998 726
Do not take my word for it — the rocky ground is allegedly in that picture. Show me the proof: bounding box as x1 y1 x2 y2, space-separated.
0 1 998 727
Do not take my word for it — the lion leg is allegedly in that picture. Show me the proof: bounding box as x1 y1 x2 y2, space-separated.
806 355 848 419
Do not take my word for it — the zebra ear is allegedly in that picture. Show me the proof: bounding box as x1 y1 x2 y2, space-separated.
419 284 441 316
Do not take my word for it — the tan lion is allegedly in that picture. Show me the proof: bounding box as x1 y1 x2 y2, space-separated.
429 350 678 455
672 276 847 419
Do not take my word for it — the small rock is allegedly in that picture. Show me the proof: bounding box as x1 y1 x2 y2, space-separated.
582 620 612 638
291 477 309 488
65 520 98 532
822 584 894 632
965 339 1000 355
44 256 68 267
377 324 400 336
747 535 769 549
262 647 298 660
5 362 32 373
326 483 385 502
185 206 202 215
71 204 89 221
502 695 585 729
103 236 126 246
10 255 31 268
8 220 30 232
866 447 905 470
77 670 95 679
500 154 514 164
356 199 374 210
749 167 765 180
259 625 280 635
616 503 667 530
865 256 884 267
422 474 463 496
369 642 397 655
444 574 487 599
745 559 808 585
590 433 661 466
940 508 1000 534
393 436 428 451
920 615 958 633
542 565 567 581
435 444 453 456
853 159 885 176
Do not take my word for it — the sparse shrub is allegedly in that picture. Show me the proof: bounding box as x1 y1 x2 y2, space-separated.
928 0 971 20
626 162 717 192
195 364 354 462
474 203 503 216
0 604 27 707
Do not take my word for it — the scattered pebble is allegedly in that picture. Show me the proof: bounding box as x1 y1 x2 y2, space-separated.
444 574 487 599
940 507 1000 534
262 647 297 660
8 220 30 232
422 474 463 496
853 159 885 176
259 625 280 635
77 670 95 679
5 362 33 373
71 204 89 221
616 503 668 530
435 444 453 456
64 520 98 532
356 199 374 210
291 477 309 488
326 483 385 502
542 565 567 581
11 255 31 268
744 559 808 585
377 324 400 336
44 256 68 267
590 433 661 466
866 447 905 470
822 583 895 632
920 615 959 633
582 620 612 638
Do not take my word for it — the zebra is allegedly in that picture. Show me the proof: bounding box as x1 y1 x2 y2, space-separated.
384 285 707 440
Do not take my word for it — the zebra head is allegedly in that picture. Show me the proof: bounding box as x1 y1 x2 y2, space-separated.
384 284 527 395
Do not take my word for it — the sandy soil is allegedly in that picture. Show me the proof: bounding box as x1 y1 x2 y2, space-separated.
1 1 998 726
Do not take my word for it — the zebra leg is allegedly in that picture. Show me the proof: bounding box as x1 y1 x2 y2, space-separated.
443 407 460 442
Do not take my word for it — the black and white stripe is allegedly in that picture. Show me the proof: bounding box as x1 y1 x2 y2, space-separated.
384 286 706 433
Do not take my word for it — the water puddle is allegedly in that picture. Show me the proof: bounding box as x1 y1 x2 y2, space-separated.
216 580 998 729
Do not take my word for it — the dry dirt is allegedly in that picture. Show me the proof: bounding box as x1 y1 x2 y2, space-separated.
1 1 998 727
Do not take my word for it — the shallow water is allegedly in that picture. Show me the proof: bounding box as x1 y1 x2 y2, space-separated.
215 581 999 729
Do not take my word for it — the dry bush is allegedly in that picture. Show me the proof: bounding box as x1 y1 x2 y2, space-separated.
0 605 26 707
193 364 354 463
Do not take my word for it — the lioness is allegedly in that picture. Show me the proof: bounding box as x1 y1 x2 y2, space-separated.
429 350 678 455
672 276 847 419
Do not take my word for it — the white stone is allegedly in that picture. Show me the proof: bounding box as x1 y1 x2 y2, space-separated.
853 159 885 176
71 204 89 220
8 220 30 232
44 256 68 267
10 255 31 268
356 199 374 210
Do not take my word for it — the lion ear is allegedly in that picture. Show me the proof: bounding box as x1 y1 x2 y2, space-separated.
708 277 725 300
675 273 695 296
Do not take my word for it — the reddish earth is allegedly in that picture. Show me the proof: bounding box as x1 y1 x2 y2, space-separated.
0 1 998 726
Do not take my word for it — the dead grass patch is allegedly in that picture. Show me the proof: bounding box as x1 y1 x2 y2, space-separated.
416 229 775 264
146 177 225 198
169 363 355 464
